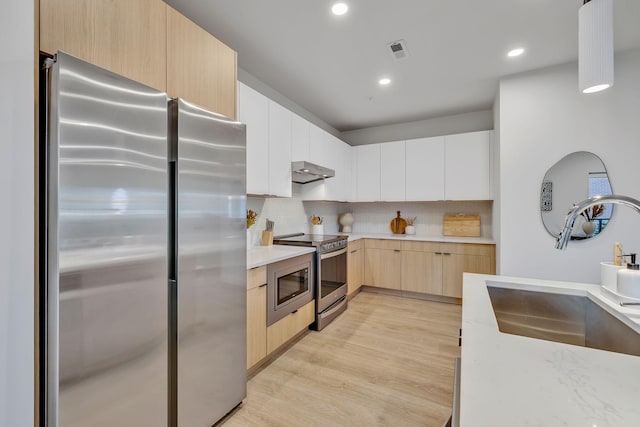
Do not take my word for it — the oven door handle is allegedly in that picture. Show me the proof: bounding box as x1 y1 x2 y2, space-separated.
320 247 347 260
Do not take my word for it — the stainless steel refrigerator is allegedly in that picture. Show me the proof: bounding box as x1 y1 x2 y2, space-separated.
42 52 247 426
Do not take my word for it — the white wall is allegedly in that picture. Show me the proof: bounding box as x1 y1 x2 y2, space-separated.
498 49 640 283
0 1 34 426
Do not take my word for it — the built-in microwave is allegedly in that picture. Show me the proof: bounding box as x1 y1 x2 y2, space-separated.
267 253 315 326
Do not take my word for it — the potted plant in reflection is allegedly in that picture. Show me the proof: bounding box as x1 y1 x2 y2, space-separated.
581 204 604 236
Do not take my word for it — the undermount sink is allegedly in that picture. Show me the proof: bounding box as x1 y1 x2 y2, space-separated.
487 285 640 357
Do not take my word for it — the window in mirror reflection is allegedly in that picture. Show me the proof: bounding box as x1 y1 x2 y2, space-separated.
587 172 613 236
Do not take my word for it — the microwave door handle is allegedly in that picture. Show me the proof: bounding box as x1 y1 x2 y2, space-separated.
320 248 347 260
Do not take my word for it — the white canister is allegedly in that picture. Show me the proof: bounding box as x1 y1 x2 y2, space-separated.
405 225 416 235
617 266 640 299
312 224 324 235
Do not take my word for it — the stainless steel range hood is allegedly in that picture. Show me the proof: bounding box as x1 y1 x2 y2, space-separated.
291 161 335 184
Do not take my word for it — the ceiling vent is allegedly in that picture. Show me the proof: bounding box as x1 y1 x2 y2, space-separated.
388 39 409 61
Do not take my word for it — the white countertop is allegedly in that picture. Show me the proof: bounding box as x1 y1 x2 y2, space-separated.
344 232 495 245
247 245 316 269
461 273 640 427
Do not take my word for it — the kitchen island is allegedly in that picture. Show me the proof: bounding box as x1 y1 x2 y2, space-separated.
461 273 640 426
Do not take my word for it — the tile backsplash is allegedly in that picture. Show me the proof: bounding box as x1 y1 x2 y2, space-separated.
247 193 492 247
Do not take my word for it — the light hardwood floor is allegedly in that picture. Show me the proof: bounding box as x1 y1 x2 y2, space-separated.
222 291 462 427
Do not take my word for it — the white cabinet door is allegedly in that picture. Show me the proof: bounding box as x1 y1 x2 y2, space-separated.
268 100 292 197
405 136 445 201
291 113 310 161
380 141 406 201
355 144 381 201
238 82 269 195
445 130 492 200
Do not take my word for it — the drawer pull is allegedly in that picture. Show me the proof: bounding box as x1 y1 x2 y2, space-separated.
350 249 358 253
258 283 267 288
435 252 442 255
443 253 451 256
291 309 298 314
393 249 401 253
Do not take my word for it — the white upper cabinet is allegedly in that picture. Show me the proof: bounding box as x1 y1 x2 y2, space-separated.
291 112 310 161
238 82 269 195
380 141 406 201
405 136 445 201
268 100 292 197
445 130 492 200
238 82 292 197
301 127 352 201
355 144 381 202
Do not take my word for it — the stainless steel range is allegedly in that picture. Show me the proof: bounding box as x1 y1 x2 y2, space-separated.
273 233 349 330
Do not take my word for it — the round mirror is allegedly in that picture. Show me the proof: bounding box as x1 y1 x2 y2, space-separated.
540 151 614 240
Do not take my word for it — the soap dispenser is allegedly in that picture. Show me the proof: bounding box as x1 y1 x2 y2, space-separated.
617 253 640 299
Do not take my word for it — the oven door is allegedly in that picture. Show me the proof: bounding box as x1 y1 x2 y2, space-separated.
317 247 347 312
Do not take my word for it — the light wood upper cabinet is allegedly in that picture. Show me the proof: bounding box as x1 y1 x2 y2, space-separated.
445 131 492 200
40 0 167 91
167 7 237 119
405 136 445 201
380 141 406 201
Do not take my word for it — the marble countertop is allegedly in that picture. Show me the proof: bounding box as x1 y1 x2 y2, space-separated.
461 273 640 427
247 245 316 269
344 232 495 245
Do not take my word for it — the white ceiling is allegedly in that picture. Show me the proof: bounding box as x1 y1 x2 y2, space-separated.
166 0 640 132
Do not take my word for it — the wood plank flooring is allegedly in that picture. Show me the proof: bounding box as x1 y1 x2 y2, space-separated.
222 291 462 427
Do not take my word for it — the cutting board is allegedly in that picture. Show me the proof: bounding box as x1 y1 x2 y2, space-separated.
443 214 481 237
390 211 407 234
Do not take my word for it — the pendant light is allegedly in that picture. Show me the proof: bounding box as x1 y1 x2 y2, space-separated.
579 0 614 94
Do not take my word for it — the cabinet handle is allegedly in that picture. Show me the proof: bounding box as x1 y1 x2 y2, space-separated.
393 249 401 253
435 252 442 255
443 253 451 256
350 249 358 253
258 283 267 288
291 309 298 314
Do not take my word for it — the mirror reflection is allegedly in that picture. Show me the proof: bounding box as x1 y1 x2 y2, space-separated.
541 151 614 240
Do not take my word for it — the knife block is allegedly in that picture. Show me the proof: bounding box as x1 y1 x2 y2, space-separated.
261 230 274 247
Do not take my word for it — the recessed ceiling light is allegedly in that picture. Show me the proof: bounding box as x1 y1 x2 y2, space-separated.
507 48 525 58
331 2 348 15
379 78 391 86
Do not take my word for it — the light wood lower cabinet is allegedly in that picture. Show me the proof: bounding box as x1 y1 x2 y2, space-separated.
364 240 402 290
347 240 364 295
363 239 495 299
442 252 494 298
401 250 443 294
247 266 267 369
247 266 315 370
266 301 315 354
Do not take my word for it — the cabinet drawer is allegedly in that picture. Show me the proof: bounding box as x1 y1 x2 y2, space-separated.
440 243 495 257
348 240 363 252
247 266 267 290
266 300 314 354
401 241 443 253
364 239 402 250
